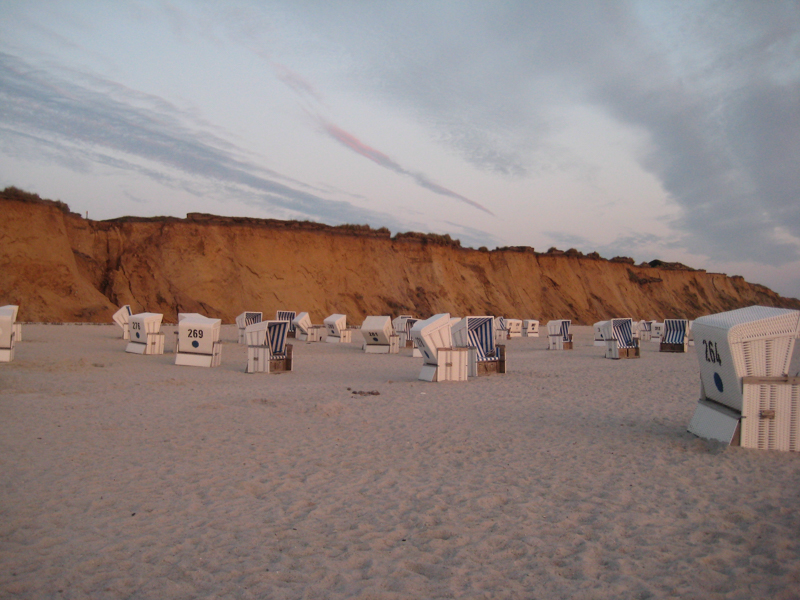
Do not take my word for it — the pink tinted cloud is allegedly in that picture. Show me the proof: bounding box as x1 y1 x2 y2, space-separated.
321 119 494 216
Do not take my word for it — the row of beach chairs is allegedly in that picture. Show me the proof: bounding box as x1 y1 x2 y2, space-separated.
8 301 800 452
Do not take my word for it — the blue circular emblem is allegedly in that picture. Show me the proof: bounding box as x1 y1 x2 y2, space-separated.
713 372 723 393
136 332 140 339
192 340 199 348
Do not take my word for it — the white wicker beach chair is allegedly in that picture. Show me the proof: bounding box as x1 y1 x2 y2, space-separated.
593 321 608 347
235 311 262 344
126 313 165 355
324 314 351 343
506 319 523 338
638 320 654 342
175 314 222 367
293 312 324 342
392 315 414 347
361 316 399 354
410 313 467 382
687 306 800 450
452 316 507 376
547 319 573 350
112 305 133 340
245 320 293 373
601 318 640 359
494 316 509 344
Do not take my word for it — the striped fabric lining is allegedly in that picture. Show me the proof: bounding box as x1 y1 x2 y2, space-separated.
611 319 635 349
267 321 289 358
277 311 296 331
663 319 688 344
244 312 262 326
559 320 571 342
467 317 497 361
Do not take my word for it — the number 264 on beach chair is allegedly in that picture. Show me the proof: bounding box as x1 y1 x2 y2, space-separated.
688 306 800 451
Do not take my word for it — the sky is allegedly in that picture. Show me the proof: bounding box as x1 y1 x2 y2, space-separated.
1 1 799 298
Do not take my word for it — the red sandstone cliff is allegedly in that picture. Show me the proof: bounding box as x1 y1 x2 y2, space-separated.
1 188 797 323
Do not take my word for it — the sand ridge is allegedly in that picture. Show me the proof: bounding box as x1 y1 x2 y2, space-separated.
1 326 799 599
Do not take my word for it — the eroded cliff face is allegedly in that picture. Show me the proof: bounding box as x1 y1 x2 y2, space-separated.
2 190 798 323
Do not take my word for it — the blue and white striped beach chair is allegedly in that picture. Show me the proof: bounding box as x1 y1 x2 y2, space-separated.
236 311 263 344
494 316 509 344
452 316 507 376
547 319 573 350
601 318 640 359
277 311 296 334
410 313 468 382
660 319 689 352
246 320 293 373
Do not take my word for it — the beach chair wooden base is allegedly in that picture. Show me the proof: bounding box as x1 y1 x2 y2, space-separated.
326 329 352 343
469 345 507 376
688 376 800 451
126 332 165 355
365 336 400 354
605 342 640 359
176 342 222 368
660 342 688 353
418 348 468 382
247 344 293 373
549 334 573 350
298 326 324 342
741 376 800 451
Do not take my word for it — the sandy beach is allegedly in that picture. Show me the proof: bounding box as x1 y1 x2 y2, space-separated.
1 324 799 599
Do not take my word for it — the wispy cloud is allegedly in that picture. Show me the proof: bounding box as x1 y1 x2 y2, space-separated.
0 51 408 228
265 58 495 216
320 119 494 216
